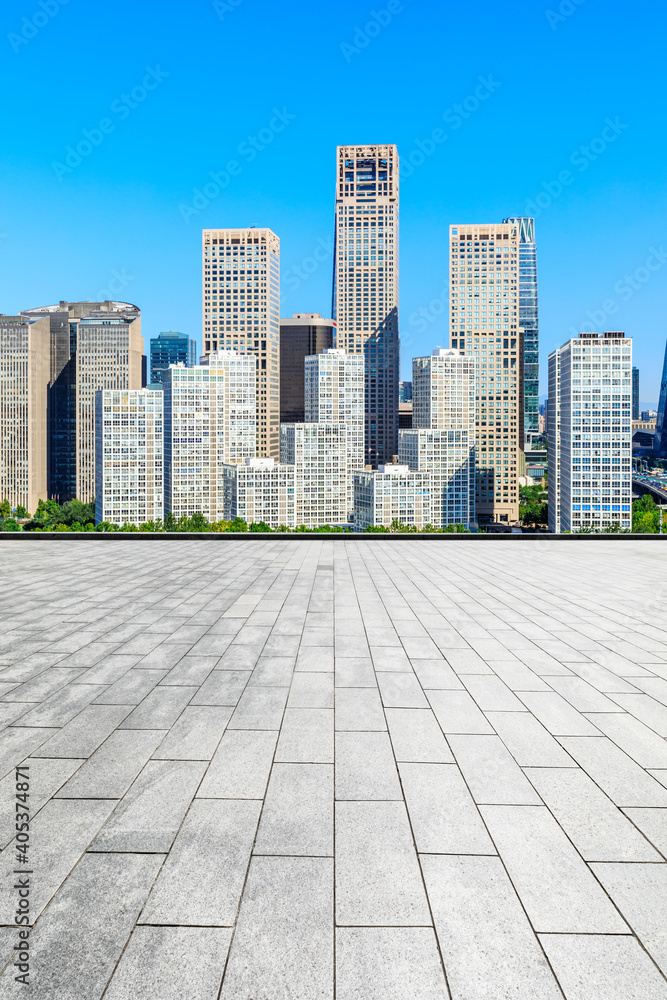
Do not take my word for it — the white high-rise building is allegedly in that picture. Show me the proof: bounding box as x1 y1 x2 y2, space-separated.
548 332 633 533
280 423 348 527
202 227 280 457
95 389 163 526
305 347 364 516
449 222 523 525
163 351 256 521
353 464 432 530
332 144 399 467
223 457 296 528
399 348 475 527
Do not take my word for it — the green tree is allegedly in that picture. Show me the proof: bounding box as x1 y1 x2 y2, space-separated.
0 518 20 532
0 499 11 519
249 521 273 532
163 512 177 532
15 506 29 520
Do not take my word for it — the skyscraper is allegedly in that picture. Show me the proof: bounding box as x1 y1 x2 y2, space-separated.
280 423 348 526
279 313 335 424
95 388 164 526
0 313 51 513
548 332 633 533
150 331 196 384
332 144 399 467
21 300 143 503
654 343 667 458
163 351 257 522
449 222 523 525
632 366 640 421
201 228 280 458
503 217 538 449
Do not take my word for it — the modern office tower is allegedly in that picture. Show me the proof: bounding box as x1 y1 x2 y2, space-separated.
0 314 51 513
280 313 335 423
449 222 523 524
201 228 280 458
353 465 432 530
150 332 196 384
94 389 163 526
163 351 257 522
21 300 143 503
399 381 412 403
280 423 348 526
632 367 640 420
503 217 538 449
223 458 296 528
401 348 476 527
305 347 364 516
548 332 633 533
332 144 400 467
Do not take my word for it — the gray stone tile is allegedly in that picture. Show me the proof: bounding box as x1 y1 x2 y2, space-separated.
422 854 564 1000
334 656 375 686
539 933 667 1000
559 736 667 806
336 732 401 799
74 654 139 684
486 712 576 766
2 668 84 703
57 729 166 798
104 926 231 1000
255 763 333 856
488 659 552 691
371 646 412 671
140 799 261 924
30 706 129 759
443 648 494 673
622 807 667 858
582 712 667 768
385 708 453 763
190 669 250 705
219 856 333 1000
335 687 386 731
481 804 629 933
336 800 430 925
93 668 167 705
590 862 667 975
153 706 231 759
518 691 601 736
119 685 195 729
463 674 526 711
525 767 662 861
228 685 288 729
91 759 205 852
216 645 262 669
275 708 333 763
198 729 278 798
0 757 80 847
159 654 218 686
548 676 625 712
136 643 191 669
400 762 495 854
410 658 464 689
247 655 295 686
0 702 38 730
336 928 448 1000
426 690 494 735
448 734 541 805
377 672 429 708
288 672 334 708
0 852 163 1000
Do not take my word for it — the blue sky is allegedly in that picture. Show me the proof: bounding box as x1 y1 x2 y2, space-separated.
1 0 665 400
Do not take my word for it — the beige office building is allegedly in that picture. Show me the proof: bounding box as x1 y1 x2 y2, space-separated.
449 223 523 524
332 144 399 467
0 314 51 513
202 228 280 458
21 301 143 503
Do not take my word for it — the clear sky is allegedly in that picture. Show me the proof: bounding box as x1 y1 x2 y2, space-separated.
1 0 665 401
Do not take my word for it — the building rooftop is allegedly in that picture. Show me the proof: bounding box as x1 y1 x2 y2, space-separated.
1 538 666 998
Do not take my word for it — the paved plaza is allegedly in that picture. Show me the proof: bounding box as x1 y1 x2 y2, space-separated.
0 538 666 998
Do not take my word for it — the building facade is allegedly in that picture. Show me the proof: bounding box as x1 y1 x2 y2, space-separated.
222 457 296 528
0 313 51 513
353 465 432 530
503 217 538 449
95 389 163 526
548 332 633 533
202 228 280 458
163 351 256 521
332 144 400 467
449 222 523 524
150 331 196 384
21 300 143 503
632 366 640 421
280 313 334 423
280 422 348 526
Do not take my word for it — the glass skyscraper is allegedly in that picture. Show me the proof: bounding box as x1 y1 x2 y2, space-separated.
632 366 639 420
654 344 667 457
504 217 538 449
150 331 196 384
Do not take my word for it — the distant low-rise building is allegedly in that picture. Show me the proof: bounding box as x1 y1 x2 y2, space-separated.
353 464 432 530
280 423 348 526
223 457 295 528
